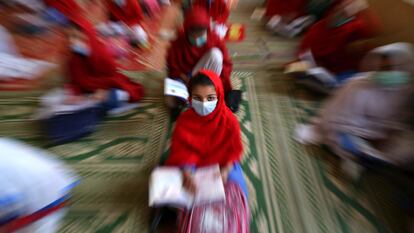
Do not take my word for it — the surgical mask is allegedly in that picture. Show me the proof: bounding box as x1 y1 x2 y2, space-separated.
192 99 218 116
114 0 126 7
189 33 207 47
374 71 411 87
70 41 90 57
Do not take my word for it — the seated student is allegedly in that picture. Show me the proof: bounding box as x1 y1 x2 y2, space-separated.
97 0 148 47
295 43 414 170
287 0 380 93
165 70 249 231
166 6 233 110
192 0 230 39
65 16 144 110
296 0 379 76
266 0 335 38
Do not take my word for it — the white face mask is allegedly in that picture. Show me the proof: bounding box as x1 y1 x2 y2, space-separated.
189 32 208 47
114 0 126 7
70 39 90 56
192 99 218 116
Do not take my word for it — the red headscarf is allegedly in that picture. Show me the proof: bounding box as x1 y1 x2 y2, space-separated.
299 8 380 72
167 6 233 93
166 70 243 167
67 16 144 102
193 0 230 23
265 0 306 18
44 0 83 21
105 0 144 26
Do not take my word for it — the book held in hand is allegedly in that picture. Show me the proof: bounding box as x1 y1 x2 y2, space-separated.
164 77 189 101
149 165 226 209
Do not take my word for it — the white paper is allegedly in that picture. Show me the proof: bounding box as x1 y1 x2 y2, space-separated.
251 7 266 21
193 165 225 205
34 89 100 119
0 53 55 80
306 67 337 84
299 50 317 67
149 165 225 209
164 77 189 100
149 167 193 208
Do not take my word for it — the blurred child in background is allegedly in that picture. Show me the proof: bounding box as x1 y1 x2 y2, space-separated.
192 0 231 39
0 138 78 233
296 43 414 171
166 7 233 111
97 0 148 47
65 16 144 110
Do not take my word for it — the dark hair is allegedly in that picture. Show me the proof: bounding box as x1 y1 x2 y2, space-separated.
189 73 214 92
68 21 82 31
189 26 208 33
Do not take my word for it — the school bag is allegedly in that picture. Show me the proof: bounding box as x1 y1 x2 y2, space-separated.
226 90 242 113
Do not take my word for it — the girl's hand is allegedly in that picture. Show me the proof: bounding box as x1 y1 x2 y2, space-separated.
220 164 232 184
64 95 84 105
182 170 196 194
180 73 190 84
92 89 109 102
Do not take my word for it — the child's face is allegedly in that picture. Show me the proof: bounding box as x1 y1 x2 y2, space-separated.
191 85 217 102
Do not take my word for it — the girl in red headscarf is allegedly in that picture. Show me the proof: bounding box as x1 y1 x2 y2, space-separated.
298 0 380 74
98 0 148 46
166 6 233 110
166 70 249 232
65 16 144 108
288 0 381 93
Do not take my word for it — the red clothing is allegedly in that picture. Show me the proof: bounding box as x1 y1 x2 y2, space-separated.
299 9 380 73
105 0 144 26
167 7 233 93
44 0 83 20
166 70 243 167
67 17 144 102
193 0 230 23
265 0 306 18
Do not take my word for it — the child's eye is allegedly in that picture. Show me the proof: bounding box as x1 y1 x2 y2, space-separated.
207 96 216 101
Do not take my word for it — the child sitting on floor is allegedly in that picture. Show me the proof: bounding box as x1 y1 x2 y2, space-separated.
165 70 250 232
165 6 233 112
64 16 144 112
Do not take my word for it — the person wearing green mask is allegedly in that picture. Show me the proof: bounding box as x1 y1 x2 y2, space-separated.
295 43 414 169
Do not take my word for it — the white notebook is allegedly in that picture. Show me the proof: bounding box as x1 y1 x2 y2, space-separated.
251 7 266 21
164 77 189 100
0 53 55 80
149 165 225 209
